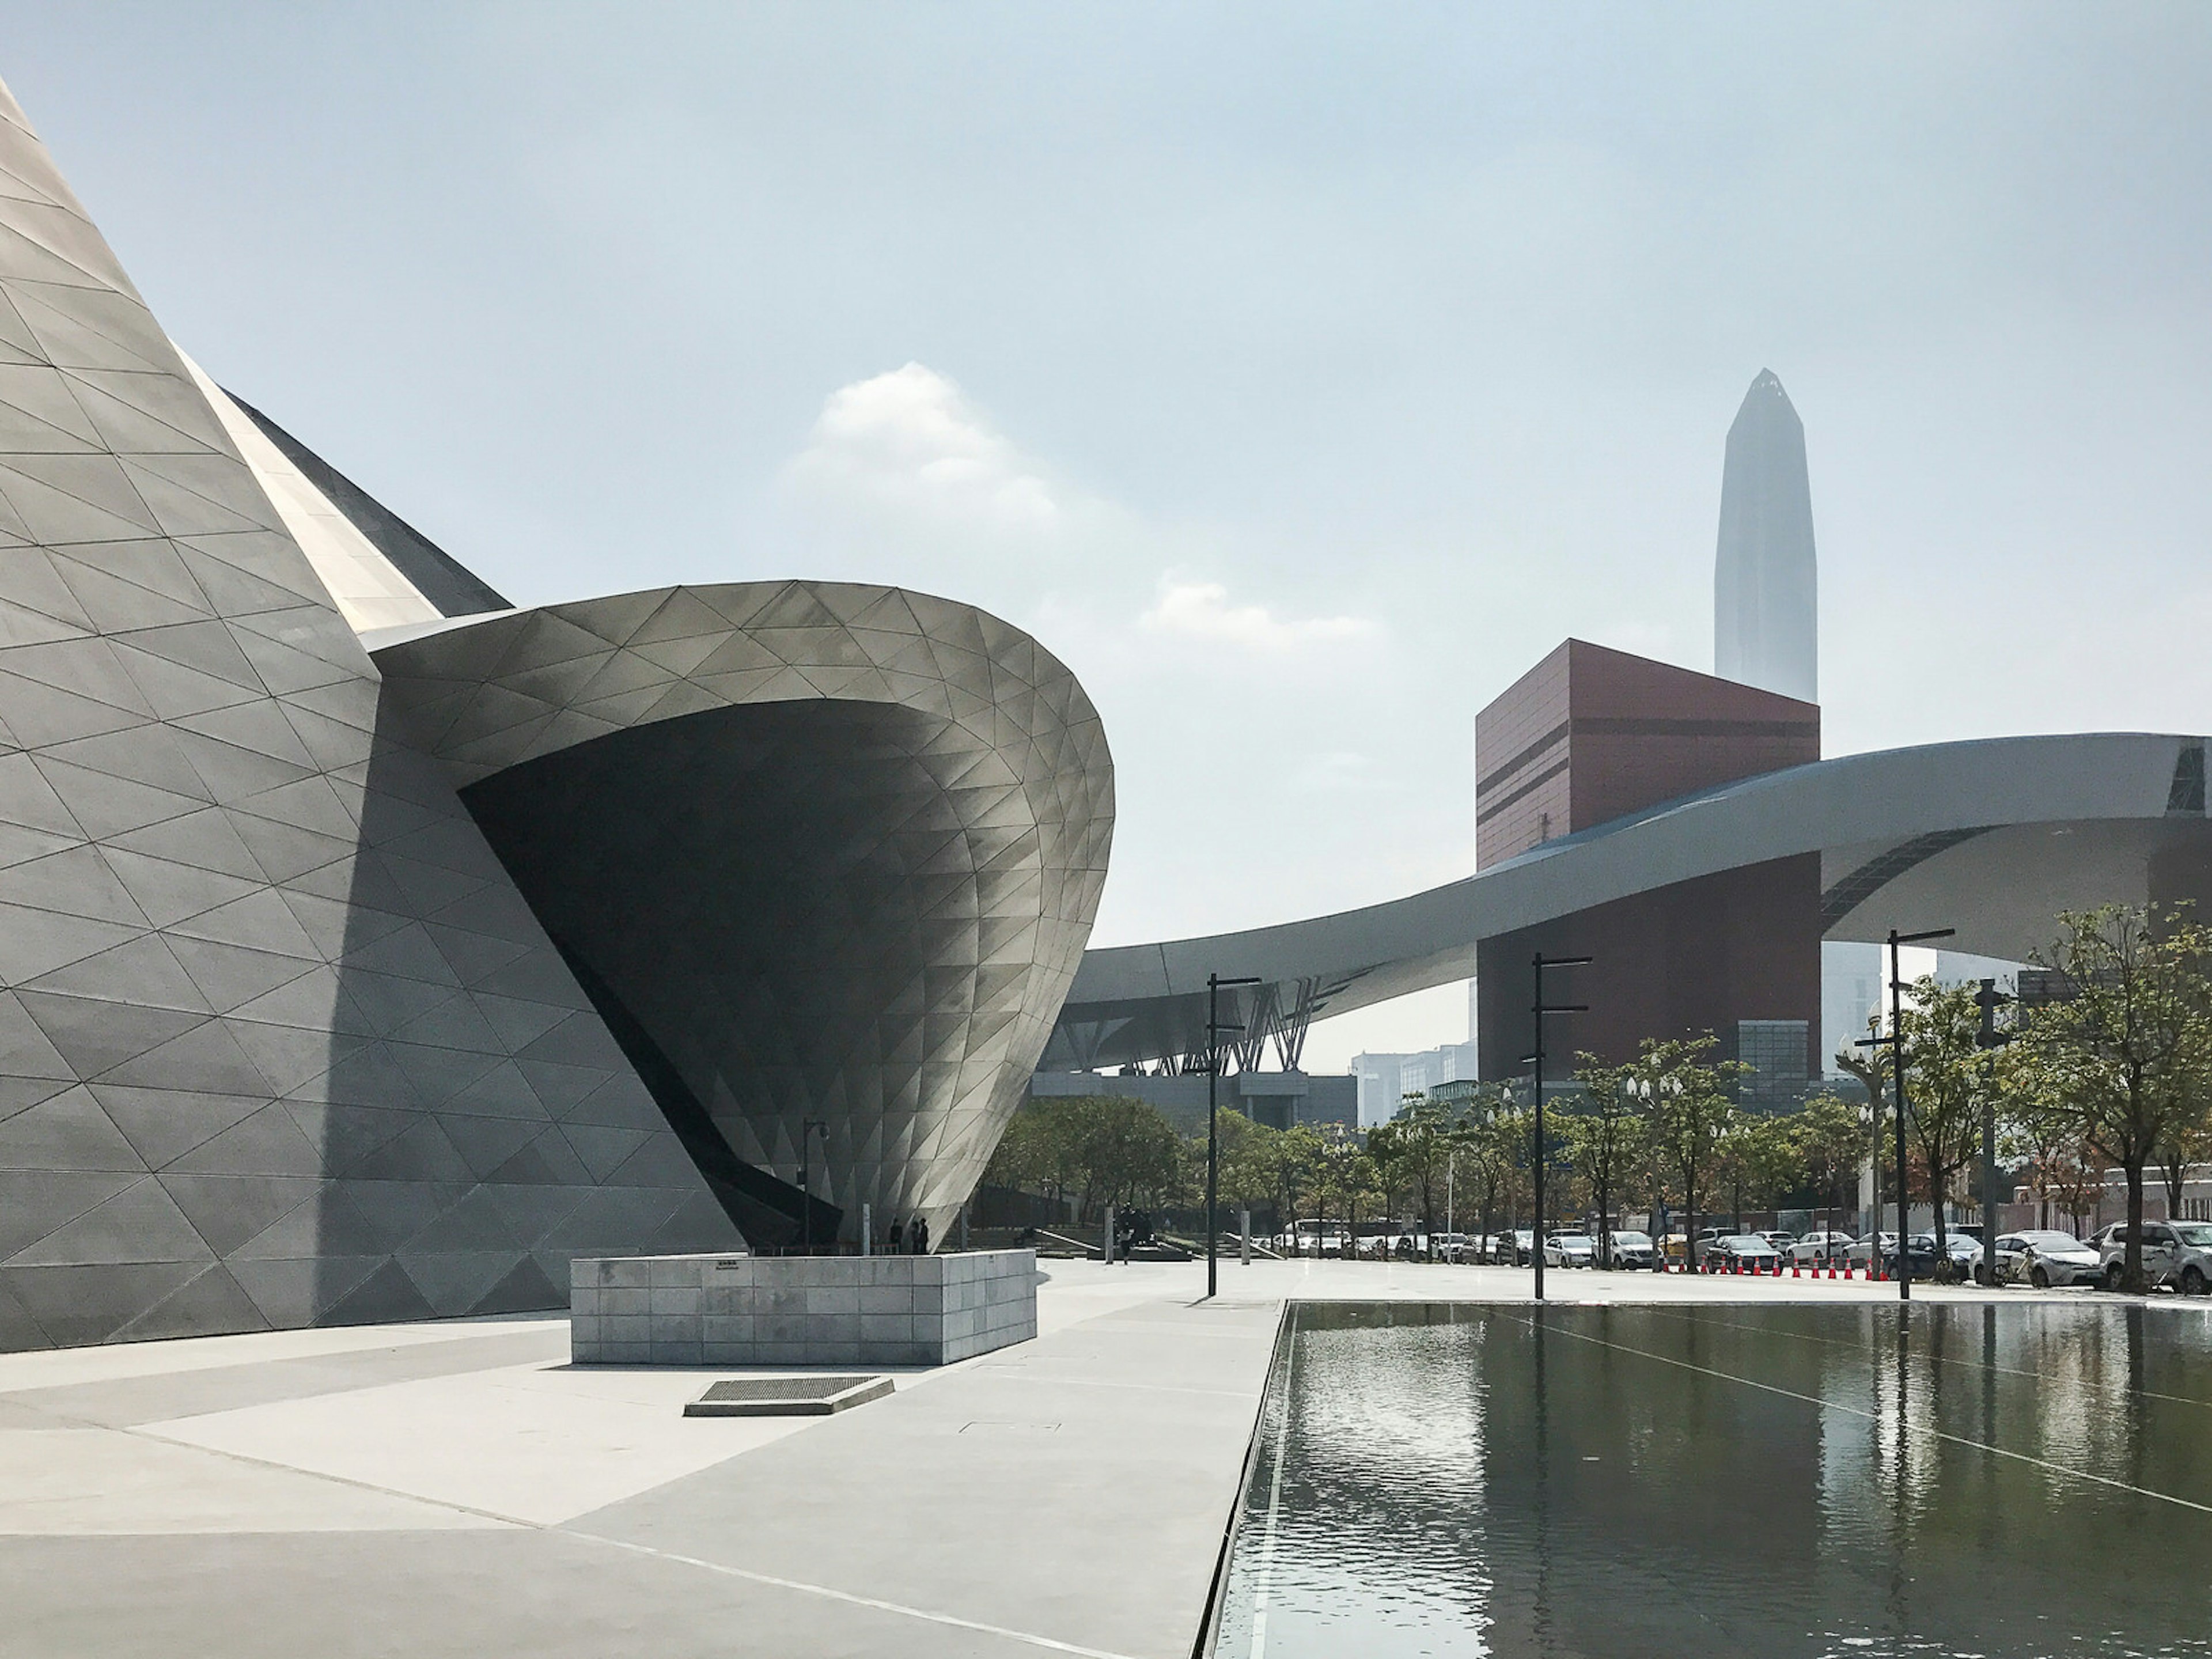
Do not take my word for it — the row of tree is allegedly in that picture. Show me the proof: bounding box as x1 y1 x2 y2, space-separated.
981 907 2212 1291
1855 903 2212 1291
1442 904 2212 1289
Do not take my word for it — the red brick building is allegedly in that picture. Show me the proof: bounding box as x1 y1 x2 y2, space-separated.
1474 640 1822 1096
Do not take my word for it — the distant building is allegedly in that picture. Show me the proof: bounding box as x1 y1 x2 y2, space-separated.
1736 1019 1812 1111
1821 940 1884 1077
1472 639 1821 1086
1028 1071 1357 1136
1714 369 1818 704
1353 1042 1479 1127
1476 639 1820 870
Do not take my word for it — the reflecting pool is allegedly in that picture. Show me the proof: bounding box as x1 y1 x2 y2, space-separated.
1212 1302 2212 1658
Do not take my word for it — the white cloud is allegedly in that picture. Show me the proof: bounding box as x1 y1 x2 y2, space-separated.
782 362 1064 536
1140 577 1377 652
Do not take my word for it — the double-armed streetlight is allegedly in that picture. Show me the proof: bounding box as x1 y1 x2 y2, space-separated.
1854 926 1953 1301
1205 974 1263 1300
1974 977 2015 1282
1525 951 1591 1304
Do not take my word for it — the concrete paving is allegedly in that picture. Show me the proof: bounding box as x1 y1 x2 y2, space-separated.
0 1257 2180 1658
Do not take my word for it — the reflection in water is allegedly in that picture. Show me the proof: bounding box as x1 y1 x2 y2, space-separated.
1212 1303 2212 1658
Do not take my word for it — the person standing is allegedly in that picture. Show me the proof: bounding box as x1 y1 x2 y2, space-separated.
888 1218 904 1254
912 1216 930 1255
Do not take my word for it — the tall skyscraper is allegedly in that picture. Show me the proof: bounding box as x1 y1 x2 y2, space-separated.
1714 370 1818 703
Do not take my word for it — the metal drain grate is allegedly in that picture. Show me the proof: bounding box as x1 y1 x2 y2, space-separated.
684 1374 893 1418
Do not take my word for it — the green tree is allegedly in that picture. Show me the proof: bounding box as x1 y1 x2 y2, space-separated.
982 1096 1090 1219
1313 1134 1382 1256
1789 1092 1870 1222
1068 1097 1185 1221
2016 904 2212 1289
1643 1035 1748 1266
1368 1096 1458 1257
1211 1108 1282 1243
1564 1055 1650 1266
1714 1109 1797 1232
1270 1125 1328 1253
2156 1103 2212 1226
1999 1040 2097 1233
1898 975 2007 1271
1459 1089 1529 1256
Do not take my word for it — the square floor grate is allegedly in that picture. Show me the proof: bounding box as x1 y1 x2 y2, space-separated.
684 1375 893 1417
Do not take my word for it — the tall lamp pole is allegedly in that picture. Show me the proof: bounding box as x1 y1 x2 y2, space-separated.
1855 926 1952 1301
1528 952 1592 1305
798 1118 829 1255
1975 977 2015 1282
1206 974 1263 1300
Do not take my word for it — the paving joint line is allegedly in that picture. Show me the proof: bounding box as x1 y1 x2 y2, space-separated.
114 1421 1143 1654
567 1530 1148 1659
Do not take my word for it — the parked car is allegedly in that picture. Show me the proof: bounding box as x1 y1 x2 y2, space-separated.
1607 1230 1658 1270
1999 1229 2102 1287
1788 1229 1855 1265
1759 1230 1797 1253
1844 1232 1898 1267
1430 1232 1475 1263
1884 1233 1942 1278
1487 1229 1536 1266
1916 1232 1982 1277
1705 1234 1783 1272
1282 1219 1354 1257
2098 1221 2212 1294
1937 1238 1991 1274
1690 1226 1733 1266
1543 1232 1596 1268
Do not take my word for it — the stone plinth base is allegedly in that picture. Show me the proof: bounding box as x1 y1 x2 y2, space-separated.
568 1249 1039 1367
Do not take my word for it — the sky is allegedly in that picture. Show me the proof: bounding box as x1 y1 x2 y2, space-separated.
4 4 2207 1068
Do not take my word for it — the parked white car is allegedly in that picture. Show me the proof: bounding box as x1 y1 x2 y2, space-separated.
1707 1233 1785 1272
1788 1229 1855 1265
2097 1221 2212 1294
1997 1230 2102 1287
1543 1232 1596 1268
1607 1230 1657 1270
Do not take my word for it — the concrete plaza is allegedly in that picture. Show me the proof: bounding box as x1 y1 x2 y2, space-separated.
0 1258 2158 1659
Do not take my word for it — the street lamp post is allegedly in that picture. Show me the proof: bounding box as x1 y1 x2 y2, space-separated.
1206 974 1263 1300
798 1117 830 1255
1528 952 1592 1305
1975 977 2015 1282
1855 926 1953 1301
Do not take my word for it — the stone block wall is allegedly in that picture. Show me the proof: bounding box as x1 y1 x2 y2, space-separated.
569 1248 1038 1367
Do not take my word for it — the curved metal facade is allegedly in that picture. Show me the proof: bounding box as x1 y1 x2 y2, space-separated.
0 75 1112 1348
370 584 1114 1247
1055 732 2212 1071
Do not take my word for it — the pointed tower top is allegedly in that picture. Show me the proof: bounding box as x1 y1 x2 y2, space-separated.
1714 369 1817 703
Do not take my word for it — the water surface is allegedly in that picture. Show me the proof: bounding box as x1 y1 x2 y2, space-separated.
1214 1302 2212 1658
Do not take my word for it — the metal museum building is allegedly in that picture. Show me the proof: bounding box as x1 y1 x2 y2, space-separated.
0 79 1112 1350
2 70 2207 1357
